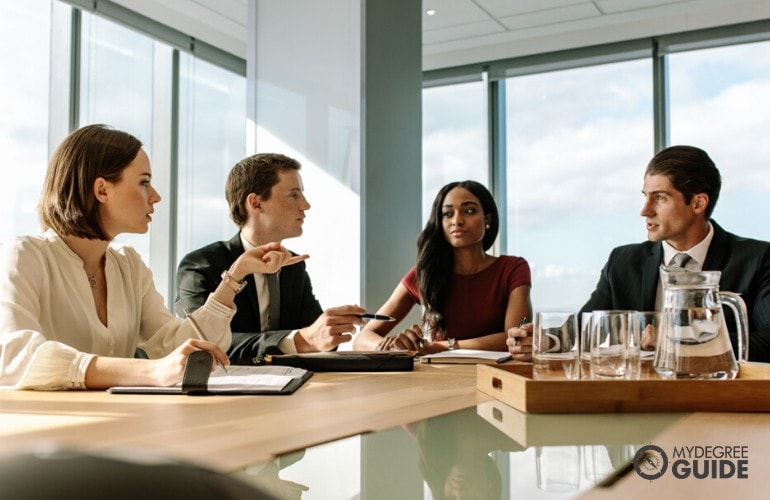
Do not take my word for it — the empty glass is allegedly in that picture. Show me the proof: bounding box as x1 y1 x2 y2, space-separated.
533 312 579 380
589 310 639 379
580 312 592 379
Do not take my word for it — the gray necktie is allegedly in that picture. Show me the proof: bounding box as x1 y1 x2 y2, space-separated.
670 252 692 269
266 272 281 330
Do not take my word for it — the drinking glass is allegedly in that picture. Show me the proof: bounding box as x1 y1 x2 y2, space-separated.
635 311 662 373
533 312 579 380
590 310 638 379
580 312 592 379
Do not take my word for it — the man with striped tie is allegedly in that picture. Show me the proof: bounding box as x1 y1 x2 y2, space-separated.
579 145 770 362
175 153 364 363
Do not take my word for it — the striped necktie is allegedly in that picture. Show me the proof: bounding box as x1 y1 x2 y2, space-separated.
670 252 692 269
266 272 281 330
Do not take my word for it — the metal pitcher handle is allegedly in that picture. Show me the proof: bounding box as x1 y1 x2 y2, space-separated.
718 291 749 362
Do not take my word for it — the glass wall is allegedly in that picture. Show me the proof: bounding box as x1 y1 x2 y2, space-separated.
505 59 654 311
422 81 488 222
0 0 53 241
669 40 770 241
252 0 361 310
176 54 247 260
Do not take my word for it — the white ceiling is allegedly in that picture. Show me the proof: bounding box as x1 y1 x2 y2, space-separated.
114 0 770 70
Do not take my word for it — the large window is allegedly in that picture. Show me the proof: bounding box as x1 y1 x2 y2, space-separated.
79 10 156 261
422 81 488 222
0 2 247 304
176 55 247 260
669 40 770 241
0 0 53 241
505 59 654 311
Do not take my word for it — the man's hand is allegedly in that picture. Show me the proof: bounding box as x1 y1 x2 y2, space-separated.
294 305 366 352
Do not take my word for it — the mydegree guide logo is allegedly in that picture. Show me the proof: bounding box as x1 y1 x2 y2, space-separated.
634 444 749 481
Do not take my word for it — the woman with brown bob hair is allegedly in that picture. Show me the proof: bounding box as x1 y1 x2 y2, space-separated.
0 124 305 390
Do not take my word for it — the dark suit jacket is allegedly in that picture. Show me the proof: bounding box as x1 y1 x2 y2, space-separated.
580 221 770 362
175 233 323 363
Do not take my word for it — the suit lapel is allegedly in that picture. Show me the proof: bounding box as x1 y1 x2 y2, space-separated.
702 220 728 271
641 243 662 311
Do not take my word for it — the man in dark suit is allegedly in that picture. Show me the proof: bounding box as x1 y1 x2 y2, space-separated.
175 153 364 363
579 145 770 362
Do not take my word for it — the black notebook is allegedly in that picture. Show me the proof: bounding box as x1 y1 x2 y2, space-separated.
254 351 415 372
108 350 312 395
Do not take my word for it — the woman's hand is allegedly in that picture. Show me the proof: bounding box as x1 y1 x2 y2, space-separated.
377 324 429 353
506 322 533 361
234 242 309 277
151 338 230 386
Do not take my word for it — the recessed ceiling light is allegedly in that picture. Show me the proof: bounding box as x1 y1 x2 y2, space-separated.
426 9 437 16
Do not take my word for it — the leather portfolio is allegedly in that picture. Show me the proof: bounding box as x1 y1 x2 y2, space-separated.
256 351 415 372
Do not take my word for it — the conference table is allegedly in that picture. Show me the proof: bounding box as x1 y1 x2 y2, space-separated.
2 361 769 498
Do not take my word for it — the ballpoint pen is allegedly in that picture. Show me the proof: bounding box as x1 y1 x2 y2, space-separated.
183 309 228 373
514 316 528 346
359 313 396 321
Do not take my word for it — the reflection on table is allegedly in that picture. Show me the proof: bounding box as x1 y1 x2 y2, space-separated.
231 402 683 499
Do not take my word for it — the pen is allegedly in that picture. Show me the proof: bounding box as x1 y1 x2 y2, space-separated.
183 309 228 373
518 316 528 327
359 313 396 321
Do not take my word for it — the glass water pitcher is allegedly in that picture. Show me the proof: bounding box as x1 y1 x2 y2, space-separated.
653 266 749 380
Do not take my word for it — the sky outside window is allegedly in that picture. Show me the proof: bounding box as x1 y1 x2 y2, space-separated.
506 59 654 311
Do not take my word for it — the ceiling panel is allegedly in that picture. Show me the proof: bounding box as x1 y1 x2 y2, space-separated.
423 19 506 45
595 0 693 14
110 0 770 70
191 0 247 25
477 0 591 18
423 0 492 30
498 3 602 31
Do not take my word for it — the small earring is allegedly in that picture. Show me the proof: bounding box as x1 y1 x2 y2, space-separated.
486 224 490 229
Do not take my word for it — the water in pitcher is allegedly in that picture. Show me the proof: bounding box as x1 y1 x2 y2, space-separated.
653 306 738 379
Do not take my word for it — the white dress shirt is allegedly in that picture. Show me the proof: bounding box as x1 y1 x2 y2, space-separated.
0 230 234 389
654 222 715 310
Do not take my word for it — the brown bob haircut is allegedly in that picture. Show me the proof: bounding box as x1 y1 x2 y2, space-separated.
38 124 143 240
225 153 301 228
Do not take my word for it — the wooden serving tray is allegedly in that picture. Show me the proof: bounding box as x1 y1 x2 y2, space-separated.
476 361 770 413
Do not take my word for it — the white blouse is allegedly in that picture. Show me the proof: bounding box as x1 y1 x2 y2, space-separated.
0 230 234 390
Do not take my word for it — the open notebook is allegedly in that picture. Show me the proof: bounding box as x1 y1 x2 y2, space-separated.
108 351 311 395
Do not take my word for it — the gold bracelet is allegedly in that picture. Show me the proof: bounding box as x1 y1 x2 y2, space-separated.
221 270 247 294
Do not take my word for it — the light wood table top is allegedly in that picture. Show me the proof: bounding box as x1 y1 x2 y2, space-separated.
1 363 490 473
4 361 770 497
